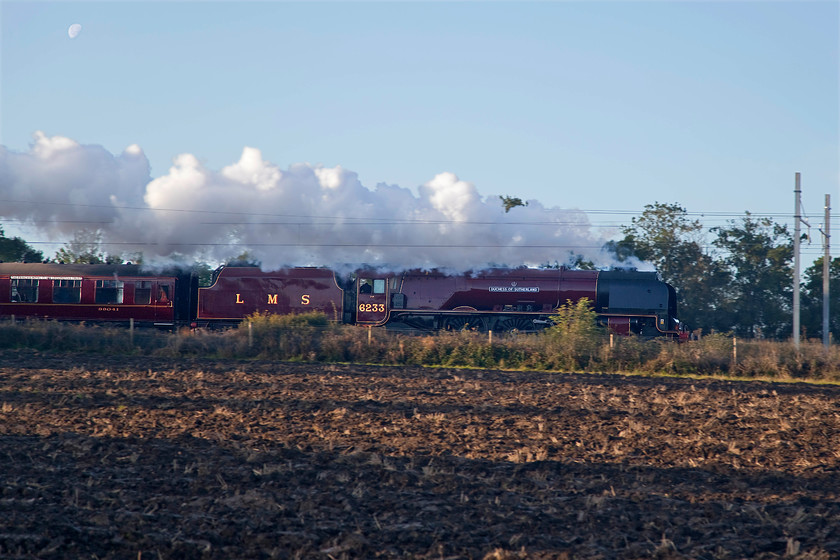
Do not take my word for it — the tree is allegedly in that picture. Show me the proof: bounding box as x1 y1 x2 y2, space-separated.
711 213 793 338
800 256 840 341
54 229 120 264
605 202 730 334
192 261 216 287
499 195 528 213
0 225 44 263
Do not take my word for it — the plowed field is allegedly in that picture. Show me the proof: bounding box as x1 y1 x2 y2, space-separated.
0 350 838 559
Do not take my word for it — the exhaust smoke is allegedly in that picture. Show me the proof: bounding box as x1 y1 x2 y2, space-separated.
1 132 634 272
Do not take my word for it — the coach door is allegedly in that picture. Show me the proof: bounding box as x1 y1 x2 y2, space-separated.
356 277 388 325
153 281 175 324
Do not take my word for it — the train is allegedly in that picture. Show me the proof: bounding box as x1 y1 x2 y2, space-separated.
0 262 685 337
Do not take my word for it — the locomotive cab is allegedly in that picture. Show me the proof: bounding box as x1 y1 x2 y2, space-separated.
355 275 389 325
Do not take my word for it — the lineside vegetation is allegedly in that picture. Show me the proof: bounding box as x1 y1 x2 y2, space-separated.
1 304 839 381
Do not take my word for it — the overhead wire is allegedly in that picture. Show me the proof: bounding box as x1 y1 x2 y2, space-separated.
3 197 836 223
2 197 835 258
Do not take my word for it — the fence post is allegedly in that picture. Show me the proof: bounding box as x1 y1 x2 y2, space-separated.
732 337 737 368
610 333 615 349
488 330 493 345
368 325 372 345
248 321 253 349
129 318 134 346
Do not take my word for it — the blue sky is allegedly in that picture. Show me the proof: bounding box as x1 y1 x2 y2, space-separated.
1 1 838 266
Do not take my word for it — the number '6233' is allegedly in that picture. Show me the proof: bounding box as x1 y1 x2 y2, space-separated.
359 303 385 313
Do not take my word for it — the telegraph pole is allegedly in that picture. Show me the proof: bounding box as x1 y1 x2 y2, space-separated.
823 194 831 348
793 173 801 349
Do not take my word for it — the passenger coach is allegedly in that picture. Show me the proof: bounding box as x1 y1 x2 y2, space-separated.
0 263 195 327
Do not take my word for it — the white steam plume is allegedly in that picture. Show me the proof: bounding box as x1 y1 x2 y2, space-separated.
1 132 631 271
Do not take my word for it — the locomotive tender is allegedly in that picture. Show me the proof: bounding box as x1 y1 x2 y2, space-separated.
0 263 682 336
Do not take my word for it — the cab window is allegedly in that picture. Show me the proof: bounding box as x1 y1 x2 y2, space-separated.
373 279 386 294
359 279 372 294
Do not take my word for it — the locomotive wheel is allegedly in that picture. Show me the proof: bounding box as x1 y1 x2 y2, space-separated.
443 316 488 332
497 316 536 332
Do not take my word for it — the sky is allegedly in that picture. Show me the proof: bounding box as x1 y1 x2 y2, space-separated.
0 0 838 270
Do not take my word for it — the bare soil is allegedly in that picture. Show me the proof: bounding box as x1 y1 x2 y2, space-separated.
0 349 838 559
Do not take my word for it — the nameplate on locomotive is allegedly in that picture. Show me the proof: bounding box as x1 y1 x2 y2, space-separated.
489 286 540 293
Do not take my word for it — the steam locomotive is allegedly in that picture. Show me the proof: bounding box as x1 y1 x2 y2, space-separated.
0 262 683 337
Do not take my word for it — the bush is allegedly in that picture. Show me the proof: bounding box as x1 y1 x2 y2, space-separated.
541 298 606 371
239 311 332 360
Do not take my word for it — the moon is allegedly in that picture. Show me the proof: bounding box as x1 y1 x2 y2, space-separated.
68 23 82 39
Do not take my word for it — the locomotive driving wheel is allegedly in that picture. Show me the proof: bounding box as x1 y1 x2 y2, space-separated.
497 316 537 333
443 315 488 332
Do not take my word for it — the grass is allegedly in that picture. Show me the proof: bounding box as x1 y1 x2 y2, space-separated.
2 314 840 382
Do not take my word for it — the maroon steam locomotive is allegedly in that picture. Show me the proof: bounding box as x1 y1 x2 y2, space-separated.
0 262 683 336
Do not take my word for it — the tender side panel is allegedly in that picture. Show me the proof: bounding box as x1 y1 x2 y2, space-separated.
196 267 343 322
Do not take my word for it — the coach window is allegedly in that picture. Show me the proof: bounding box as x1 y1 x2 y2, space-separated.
53 280 82 304
373 279 386 294
95 280 124 304
157 285 171 304
135 281 152 305
10 279 38 303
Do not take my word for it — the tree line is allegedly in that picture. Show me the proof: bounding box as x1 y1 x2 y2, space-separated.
606 202 837 341
1 201 837 340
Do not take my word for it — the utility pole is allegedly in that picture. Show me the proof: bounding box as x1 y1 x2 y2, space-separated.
793 173 801 350
822 194 831 348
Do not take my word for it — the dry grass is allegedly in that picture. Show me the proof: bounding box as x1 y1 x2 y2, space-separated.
2 317 840 381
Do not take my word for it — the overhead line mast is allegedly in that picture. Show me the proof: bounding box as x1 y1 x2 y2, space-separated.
792 173 814 349
822 194 831 348
794 173 802 350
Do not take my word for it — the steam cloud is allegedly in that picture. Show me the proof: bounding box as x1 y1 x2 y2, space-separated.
1 131 629 272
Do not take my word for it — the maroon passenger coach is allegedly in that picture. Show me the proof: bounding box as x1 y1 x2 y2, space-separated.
0 263 195 327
